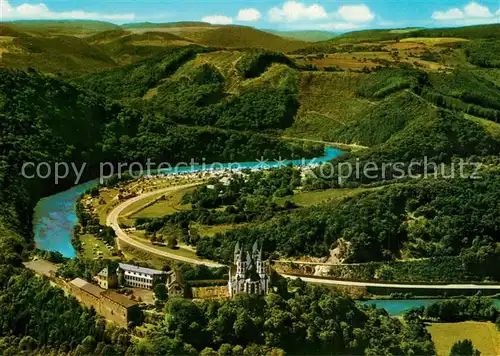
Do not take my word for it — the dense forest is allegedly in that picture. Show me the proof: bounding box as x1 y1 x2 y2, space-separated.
194 169 500 281
0 67 320 354
130 279 435 355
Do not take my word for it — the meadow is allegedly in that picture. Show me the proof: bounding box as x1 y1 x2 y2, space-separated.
428 322 500 356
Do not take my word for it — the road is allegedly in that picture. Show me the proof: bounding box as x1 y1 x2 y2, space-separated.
281 274 500 290
107 184 500 291
280 136 368 151
106 183 224 268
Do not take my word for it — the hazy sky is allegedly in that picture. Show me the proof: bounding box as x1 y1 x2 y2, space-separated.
1 0 499 31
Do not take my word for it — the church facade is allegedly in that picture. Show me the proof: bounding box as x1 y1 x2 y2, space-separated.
228 241 269 298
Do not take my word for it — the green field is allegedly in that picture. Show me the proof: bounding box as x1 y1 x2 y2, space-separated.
92 188 120 225
277 187 373 207
131 187 195 219
428 321 500 356
191 223 246 237
400 37 469 45
79 234 115 260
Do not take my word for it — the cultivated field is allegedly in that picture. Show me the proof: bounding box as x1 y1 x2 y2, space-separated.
428 321 500 356
401 37 469 46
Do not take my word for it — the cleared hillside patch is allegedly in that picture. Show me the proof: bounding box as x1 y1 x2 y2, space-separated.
170 50 244 89
240 64 299 92
285 71 370 141
333 91 435 146
466 114 500 138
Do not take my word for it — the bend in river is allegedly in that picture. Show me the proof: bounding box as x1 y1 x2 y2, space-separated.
33 148 343 258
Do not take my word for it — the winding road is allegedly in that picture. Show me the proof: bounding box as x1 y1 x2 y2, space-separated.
106 183 224 268
107 184 500 291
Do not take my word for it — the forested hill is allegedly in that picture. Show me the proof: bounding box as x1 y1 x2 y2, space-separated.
1 21 499 261
1 20 500 354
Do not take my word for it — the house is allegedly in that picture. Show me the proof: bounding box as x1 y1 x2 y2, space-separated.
228 241 269 298
95 263 186 297
166 270 185 297
95 266 118 290
116 263 167 290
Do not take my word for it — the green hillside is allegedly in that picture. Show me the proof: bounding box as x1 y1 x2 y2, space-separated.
86 30 195 64
264 29 338 42
122 21 212 29
0 34 117 74
195 25 307 52
1 19 500 356
76 45 213 99
121 22 309 52
1 20 119 36
328 23 500 44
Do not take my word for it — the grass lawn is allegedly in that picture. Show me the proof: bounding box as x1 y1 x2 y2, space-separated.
192 223 245 237
428 321 500 356
120 191 167 217
79 234 115 260
277 187 378 207
132 187 195 219
92 188 120 225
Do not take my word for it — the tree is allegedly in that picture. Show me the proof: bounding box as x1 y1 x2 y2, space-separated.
154 283 168 301
218 344 233 356
449 340 480 356
167 235 178 249
201 347 218 356
18 336 37 352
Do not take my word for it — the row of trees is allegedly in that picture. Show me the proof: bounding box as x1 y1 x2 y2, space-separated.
404 296 500 325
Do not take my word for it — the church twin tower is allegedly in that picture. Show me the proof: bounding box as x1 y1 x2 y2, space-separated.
228 241 269 298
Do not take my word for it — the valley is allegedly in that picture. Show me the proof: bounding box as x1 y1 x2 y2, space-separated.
1 17 500 355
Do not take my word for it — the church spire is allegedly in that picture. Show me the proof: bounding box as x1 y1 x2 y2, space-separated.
234 242 240 262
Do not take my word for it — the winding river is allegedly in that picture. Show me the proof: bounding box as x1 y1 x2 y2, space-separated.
33 147 500 316
33 148 343 258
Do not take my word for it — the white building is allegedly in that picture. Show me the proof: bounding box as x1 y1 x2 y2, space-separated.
114 263 185 296
228 241 269 298
117 263 166 290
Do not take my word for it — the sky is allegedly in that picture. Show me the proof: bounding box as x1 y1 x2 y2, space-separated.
1 0 499 31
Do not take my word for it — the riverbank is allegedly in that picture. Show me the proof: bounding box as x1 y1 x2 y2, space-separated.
33 147 343 258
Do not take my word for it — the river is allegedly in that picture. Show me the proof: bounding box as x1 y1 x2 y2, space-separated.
361 299 500 316
33 147 500 316
33 147 343 258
